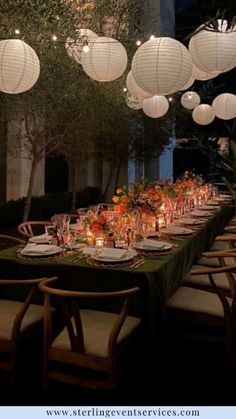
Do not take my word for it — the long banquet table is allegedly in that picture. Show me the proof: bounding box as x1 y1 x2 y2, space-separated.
0 204 234 377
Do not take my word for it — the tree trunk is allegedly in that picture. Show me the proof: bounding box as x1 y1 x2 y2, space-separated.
102 163 113 202
71 163 79 213
113 162 122 195
23 156 39 222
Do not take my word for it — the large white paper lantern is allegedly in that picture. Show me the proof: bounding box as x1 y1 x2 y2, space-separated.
81 36 127 82
181 91 201 109
212 93 236 120
125 93 143 110
131 37 193 95
179 75 195 91
126 71 152 99
0 39 40 94
143 95 169 118
189 19 236 73
192 104 215 125
192 63 219 81
66 28 98 64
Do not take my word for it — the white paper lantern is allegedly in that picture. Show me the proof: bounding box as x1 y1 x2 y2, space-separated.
179 75 195 91
0 39 40 94
212 93 236 120
131 37 193 95
81 36 127 82
189 19 236 73
192 104 215 125
65 28 98 64
125 93 143 110
181 91 201 109
192 63 219 81
126 71 152 99
142 95 169 118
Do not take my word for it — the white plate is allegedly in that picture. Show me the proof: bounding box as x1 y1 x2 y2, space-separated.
92 249 136 263
21 244 62 257
162 226 193 235
199 205 219 210
134 240 172 251
191 210 212 217
29 234 49 244
178 218 204 225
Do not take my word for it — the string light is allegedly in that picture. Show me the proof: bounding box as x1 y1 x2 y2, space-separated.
168 97 173 102
123 87 127 92
150 35 155 40
15 29 20 35
136 40 141 46
52 34 57 41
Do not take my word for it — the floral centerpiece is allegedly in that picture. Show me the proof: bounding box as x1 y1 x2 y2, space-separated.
112 179 162 215
83 213 110 234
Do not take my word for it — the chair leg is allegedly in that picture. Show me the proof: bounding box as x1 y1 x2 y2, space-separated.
10 347 17 388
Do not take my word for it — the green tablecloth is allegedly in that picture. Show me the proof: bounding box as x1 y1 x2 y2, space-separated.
0 205 234 376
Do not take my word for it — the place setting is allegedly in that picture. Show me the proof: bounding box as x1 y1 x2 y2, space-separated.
81 246 144 268
17 243 64 260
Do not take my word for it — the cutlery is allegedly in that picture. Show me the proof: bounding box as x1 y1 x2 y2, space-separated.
131 257 145 269
132 259 146 269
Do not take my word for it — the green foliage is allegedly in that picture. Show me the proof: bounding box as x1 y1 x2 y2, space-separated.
0 187 102 227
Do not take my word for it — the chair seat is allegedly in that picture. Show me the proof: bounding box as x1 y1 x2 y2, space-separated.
167 286 232 318
0 300 44 341
51 309 141 358
183 265 234 291
198 255 236 267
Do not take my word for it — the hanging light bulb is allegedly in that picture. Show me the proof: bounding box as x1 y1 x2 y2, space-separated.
123 87 127 92
15 29 20 35
136 40 141 46
52 35 57 41
150 35 155 40
82 43 90 53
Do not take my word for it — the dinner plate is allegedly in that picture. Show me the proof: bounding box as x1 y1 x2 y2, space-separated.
92 248 136 263
190 210 212 217
134 240 172 251
21 244 62 257
178 217 204 225
29 234 49 244
199 205 219 210
161 226 193 235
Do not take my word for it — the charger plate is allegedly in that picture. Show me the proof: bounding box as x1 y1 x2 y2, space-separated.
17 249 65 261
86 256 138 268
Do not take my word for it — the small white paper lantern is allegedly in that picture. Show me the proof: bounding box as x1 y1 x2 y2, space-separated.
181 91 201 109
179 75 195 91
142 95 169 118
0 39 40 94
126 71 152 99
125 93 143 110
212 93 236 120
192 63 219 81
132 37 193 95
66 28 98 64
192 104 215 125
189 19 236 73
81 36 127 82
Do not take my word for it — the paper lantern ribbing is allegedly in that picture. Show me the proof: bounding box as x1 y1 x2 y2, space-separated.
181 91 200 109
66 28 98 64
189 19 236 73
132 37 193 95
125 93 143 110
179 75 195 91
126 71 152 99
142 95 169 118
212 93 236 120
0 39 40 94
192 104 215 125
81 36 127 82
192 63 219 81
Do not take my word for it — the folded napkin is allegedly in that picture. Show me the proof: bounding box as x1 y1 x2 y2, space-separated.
191 210 211 216
96 248 128 260
179 218 202 225
165 226 192 234
199 205 219 210
29 234 48 243
22 244 59 254
141 239 167 249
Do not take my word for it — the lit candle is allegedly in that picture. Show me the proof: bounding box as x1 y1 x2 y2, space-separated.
86 231 95 246
95 236 105 248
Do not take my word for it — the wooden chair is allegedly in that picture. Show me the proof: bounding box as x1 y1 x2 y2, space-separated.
197 235 236 267
167 264 236 374
0 234 26 249
183 251 236 295
17 221 51 239
39 278 141 390
0 276 54 387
